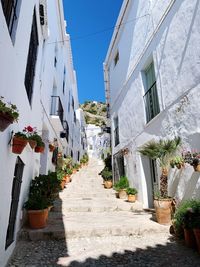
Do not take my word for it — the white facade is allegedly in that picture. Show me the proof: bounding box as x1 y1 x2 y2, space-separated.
0 1 84 265
104 0 200 208
86 124 110 159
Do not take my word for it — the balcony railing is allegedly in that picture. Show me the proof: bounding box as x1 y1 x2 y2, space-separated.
50 96 64 126
144 82 160 123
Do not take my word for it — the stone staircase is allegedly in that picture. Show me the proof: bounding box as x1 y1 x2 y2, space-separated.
20 158 169 241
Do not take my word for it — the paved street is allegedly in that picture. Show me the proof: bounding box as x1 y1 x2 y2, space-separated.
8 159 200 266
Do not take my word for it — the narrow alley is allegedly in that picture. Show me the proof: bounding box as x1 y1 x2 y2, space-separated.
8 158 200 267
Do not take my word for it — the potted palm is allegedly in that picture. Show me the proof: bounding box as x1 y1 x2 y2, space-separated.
12 132 28 154
139 136 181 224
0 96 19 131
114 176 129 199
126 187 138 202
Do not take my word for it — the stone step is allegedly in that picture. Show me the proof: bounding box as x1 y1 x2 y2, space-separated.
20 211 169 241
52 198 143 212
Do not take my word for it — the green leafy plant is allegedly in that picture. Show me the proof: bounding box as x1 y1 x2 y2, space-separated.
14 132 27 139
114 176 129 192
173 199 200 237
30 133 45 147
138 137 181 198
24 172 61 210
0 96 19 121
170 156 184 168
126 187 138 195
101 168 112 181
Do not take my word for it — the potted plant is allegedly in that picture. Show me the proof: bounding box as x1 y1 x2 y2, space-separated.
170 156 185 169
114 176 129 199
23 125 38 149
30 133 45 153
183 151 200 172
49 143 55 152
57 169 66 190
24 174 55 229
0 96 19 131
101 168 113 189
12 132 28 154
139 136 181 224
173 199 200 250
126 187 138 202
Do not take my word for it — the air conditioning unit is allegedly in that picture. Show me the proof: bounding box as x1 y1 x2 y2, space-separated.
39 0 49 39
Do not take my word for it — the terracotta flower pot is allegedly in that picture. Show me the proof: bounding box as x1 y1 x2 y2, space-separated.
128 194 136 203
28 140 37 149
12 136 28 154
104 180 113 189
27 209 48 229
194 164 200 172
118 189 127 199
184 228 197 249
35 146 45 153
193 229 200 253
0 112 14 132
154 198 172 225
49 144 55 152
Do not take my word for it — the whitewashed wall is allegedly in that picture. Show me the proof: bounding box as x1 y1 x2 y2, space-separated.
0 0 83 265
104 0 200 208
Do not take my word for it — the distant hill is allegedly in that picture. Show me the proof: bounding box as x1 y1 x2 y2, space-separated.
80 101 107 126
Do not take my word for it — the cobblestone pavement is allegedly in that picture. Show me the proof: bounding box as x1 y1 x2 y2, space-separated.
8 234 200 266
8 158 200 266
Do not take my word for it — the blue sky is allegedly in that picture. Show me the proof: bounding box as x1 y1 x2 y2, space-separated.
63 0 123 104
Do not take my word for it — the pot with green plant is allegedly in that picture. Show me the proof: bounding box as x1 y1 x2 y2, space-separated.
0 96 19 131
173 199 200 250
30 133 45 153
101 168 113 189
12 132 28 154
24 175 53 229
139 136 181 225
23 125 38 149
170 155 185 169
126 187 138 202
114 176 129 199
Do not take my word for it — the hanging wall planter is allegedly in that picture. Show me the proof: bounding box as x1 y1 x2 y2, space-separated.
12 133 28 154
28 139 37 149
0 112 14 132
49 144 55 152
0 97 19 132
35 145 45 153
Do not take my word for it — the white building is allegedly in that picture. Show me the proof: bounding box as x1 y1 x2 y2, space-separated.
0 0 84 265
104 0 200 209
86 124 110 159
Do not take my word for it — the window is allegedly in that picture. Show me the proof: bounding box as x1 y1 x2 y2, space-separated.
74 111 76 124
24 9 38 104
143 62 160 123
1 0 21 40
114 116 119 146
72 96 74 109
63 66 66 94
114 50 119 66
